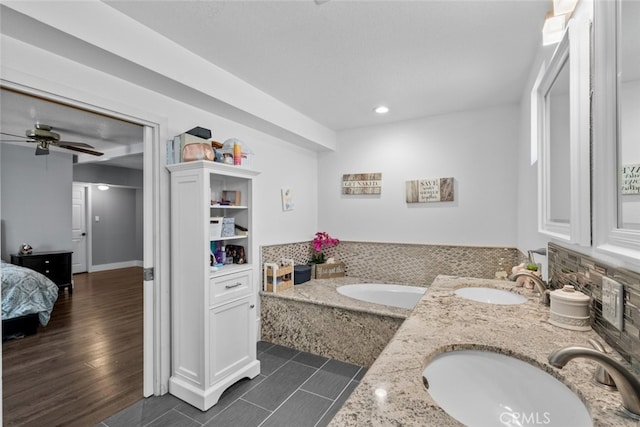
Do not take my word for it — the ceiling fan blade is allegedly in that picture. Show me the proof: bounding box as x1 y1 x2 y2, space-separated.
0 139 34 143
57 143 104 156
35 145 49 155
56 140 96 149
0 131 29 139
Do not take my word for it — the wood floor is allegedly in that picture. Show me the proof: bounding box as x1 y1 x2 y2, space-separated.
3 267 144 427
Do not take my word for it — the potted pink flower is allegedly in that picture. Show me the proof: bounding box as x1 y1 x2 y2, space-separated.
309 231 339 264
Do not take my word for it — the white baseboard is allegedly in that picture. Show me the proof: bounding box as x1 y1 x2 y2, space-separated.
89 260 143 272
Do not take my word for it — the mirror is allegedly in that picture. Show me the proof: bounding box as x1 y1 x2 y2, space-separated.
535 18 591 245
619 0 640 231
594 0 640 265
547 54 571 224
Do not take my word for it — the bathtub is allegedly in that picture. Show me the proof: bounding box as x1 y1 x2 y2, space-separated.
337 284 426 309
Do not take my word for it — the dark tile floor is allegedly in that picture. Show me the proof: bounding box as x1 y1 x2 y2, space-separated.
96 341 365 427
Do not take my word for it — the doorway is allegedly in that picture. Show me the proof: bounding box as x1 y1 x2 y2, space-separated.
0 83 165 424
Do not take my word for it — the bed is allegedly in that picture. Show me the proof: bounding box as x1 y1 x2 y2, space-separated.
1 260 59 340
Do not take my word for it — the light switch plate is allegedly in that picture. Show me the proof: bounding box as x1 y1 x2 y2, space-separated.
602 276 624 330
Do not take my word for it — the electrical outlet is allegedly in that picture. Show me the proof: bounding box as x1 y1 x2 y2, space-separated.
602 276 624 330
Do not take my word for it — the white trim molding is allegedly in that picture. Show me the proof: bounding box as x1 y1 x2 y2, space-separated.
593 0 640 269
535 17 592 246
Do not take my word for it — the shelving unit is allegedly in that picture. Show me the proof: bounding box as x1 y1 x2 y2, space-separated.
167 160 261 411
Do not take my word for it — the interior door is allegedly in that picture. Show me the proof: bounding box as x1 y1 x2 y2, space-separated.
71 183 88 274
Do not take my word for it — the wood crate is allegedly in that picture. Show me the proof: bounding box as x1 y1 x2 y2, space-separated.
315 262 345 279
264 262 294 292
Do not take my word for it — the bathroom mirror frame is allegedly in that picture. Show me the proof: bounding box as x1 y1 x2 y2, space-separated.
593 0 640 267
535 18 591 246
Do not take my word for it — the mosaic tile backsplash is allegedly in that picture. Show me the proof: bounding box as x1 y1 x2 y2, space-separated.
548 242 640 373
261 241 521 286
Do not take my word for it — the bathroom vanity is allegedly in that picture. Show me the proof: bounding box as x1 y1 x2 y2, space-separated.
329 276 638 426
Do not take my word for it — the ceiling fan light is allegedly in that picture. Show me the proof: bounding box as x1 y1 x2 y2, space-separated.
35 141 49 156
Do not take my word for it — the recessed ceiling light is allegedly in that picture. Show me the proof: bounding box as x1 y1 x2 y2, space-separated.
374 105 389 114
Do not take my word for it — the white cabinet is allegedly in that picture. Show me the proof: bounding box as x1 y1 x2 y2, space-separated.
209 296 256 385
167 160 260 411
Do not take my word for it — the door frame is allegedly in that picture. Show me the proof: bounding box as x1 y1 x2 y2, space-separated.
0 79 170 399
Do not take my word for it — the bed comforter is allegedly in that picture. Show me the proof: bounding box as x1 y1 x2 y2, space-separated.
1 260 59 326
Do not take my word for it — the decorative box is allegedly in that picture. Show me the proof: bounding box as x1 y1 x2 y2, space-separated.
221 217 235 237
186 126 212 139
315 262 346 279
222 191 241 206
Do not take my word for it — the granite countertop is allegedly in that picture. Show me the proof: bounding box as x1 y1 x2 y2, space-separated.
328 275 640 427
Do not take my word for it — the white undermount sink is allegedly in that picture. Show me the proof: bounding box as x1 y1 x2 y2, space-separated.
422 350 592 427
454 287 527 305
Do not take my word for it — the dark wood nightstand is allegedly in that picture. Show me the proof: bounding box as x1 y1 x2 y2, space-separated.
11 251 73 294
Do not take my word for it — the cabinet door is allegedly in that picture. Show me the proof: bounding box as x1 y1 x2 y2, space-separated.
208 297 256 386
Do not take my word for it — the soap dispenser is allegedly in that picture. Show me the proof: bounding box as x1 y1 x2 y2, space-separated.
548 285 591 331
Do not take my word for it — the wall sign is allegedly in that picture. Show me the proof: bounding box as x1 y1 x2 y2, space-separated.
281 188 295 211
621 164 640 195
406 177 454 203
342 173 382 195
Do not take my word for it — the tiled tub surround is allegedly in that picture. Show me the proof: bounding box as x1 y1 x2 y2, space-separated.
330 275 638 427
261 241 521 285
261 277 409 367
548 242 640 374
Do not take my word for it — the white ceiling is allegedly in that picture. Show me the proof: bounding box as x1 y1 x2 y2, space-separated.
105 0 550 131
1 0 553 169
0 88 144 169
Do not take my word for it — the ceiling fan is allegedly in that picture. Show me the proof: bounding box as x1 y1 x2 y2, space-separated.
0 123 104 156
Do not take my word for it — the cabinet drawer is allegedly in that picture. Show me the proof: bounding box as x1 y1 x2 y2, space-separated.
19 255 71 286
210 271 251 306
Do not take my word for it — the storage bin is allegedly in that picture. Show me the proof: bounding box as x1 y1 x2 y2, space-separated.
294 265 312 284
264 261 294 292
209 217 223 239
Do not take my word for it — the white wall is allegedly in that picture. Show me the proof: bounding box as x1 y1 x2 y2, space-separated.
0 143 73 260
318 105 520 246
516 44 555 266
0 34 319 251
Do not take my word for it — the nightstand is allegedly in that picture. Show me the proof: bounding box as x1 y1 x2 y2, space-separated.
11 251 73 294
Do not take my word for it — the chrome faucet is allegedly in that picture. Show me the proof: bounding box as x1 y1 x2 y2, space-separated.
548 346 640 420
510 270 549 304
588 338 618 390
